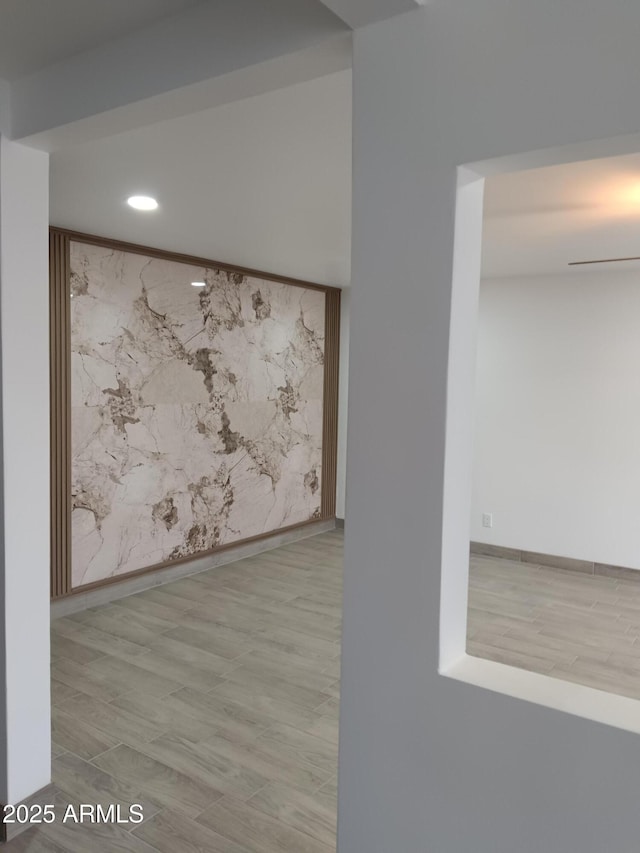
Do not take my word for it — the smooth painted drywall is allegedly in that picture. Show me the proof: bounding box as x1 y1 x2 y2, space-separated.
340 5 640 852
0 138 51 803
319 0 421 28
0 81 9 136
472 271 640 569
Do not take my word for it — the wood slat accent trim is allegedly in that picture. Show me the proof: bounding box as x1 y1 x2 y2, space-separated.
321 288 340 520
49 231 71 599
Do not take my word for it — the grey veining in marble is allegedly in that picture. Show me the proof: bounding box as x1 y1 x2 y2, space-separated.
70 241 325 587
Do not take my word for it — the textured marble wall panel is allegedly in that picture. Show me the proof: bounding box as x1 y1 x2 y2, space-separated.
70 241 325 587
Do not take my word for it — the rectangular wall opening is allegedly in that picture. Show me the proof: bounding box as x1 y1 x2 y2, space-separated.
441 134 640 734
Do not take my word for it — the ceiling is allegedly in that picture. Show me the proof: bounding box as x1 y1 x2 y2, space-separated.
50 70 352 288
318 0 421 28
0 0 207 80
0 0 417 86
43 17 640 290
14 3 627 288
483 152 640 278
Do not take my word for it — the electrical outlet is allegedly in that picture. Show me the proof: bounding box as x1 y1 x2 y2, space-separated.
482 512 493 529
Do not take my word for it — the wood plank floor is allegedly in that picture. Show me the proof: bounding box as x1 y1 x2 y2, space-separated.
468 552 640 700
7 529 342 852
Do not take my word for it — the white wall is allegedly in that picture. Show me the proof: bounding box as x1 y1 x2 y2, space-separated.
472 271 640 568
340 5 640 852
0 138 51 803
0 80 9 136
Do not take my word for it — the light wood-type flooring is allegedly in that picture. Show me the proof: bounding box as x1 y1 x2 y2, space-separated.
468 552 640 700
7 529 342 852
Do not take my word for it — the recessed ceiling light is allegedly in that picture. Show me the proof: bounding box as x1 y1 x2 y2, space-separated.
127 195 158 211
191 281 206 287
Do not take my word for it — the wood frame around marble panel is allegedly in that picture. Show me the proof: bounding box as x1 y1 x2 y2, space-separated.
321 288 340 520
50 230 72 598
49 227 341 600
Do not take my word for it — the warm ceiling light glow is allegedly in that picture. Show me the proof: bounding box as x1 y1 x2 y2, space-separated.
621 182 640 207
127 195 158 211
598 177 640 217
191 281 206 287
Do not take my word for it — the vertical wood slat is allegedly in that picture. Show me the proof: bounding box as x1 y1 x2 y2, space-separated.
49 230 71 598
64 235 72 595
321 288 340 520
